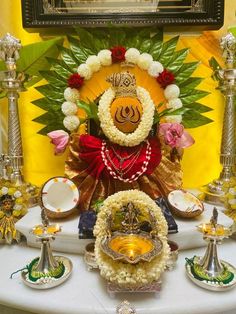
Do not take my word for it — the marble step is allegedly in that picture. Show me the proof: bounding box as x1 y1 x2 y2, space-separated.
16 203 233 254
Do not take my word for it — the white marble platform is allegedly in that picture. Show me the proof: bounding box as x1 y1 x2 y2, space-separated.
16 202 233 254
0 241 236 314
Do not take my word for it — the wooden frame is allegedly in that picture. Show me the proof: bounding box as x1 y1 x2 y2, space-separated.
21 0 224 30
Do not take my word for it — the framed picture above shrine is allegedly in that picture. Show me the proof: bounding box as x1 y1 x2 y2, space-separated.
21 0 224 30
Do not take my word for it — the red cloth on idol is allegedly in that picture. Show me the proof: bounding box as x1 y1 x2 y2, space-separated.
79 134 162 180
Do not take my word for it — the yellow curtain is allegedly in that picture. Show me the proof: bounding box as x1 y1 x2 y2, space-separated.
0 0 235 189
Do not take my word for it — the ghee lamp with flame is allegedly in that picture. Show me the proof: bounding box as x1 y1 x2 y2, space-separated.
185 208 236 291
21 200 73 289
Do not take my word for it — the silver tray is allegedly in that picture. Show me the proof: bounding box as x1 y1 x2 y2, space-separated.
186 257 236 292
21 256 73 290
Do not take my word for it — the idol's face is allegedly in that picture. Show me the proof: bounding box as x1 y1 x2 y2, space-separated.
1 199 13 212
110 97 142 134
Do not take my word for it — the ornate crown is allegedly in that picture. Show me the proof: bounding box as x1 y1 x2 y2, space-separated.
106 72 137 98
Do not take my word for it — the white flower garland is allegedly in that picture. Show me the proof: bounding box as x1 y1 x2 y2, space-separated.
98 87 155 146
61 48 182 132
94 190 170 288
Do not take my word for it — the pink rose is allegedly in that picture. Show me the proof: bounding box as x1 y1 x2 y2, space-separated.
47 130 69 155
159 123 194 148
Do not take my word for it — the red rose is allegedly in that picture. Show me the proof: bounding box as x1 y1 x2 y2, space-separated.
156 69 175 88
110 46 126 63
68 73 84 89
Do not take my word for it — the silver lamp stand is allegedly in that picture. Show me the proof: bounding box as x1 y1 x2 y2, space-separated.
204 33 236 205
0 33 38 204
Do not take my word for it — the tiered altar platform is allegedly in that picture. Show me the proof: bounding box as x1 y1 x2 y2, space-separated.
16 202 232 253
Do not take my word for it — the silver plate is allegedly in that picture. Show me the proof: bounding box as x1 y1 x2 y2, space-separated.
186 257 236 292
21 256 73 290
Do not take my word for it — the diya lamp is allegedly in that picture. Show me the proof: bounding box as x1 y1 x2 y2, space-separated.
21 196 73 289
101 203 163 265
185 208 236 291
99 202 163 294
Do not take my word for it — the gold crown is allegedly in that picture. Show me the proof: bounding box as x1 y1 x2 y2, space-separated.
106 72 137 98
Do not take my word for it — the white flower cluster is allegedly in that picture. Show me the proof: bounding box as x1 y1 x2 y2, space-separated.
164 84 183 123
0 187 21 198
98 87 155 147
94 190 170 288
62 87 81 132
77 50 112 80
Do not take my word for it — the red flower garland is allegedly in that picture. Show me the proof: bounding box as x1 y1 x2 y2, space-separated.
68 73 84 89
156 69 175 88
110 46 126 63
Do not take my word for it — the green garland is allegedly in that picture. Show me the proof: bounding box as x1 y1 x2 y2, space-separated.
33 27 213 135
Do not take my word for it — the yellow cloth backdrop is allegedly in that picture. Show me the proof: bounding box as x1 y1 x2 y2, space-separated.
0 0 234 189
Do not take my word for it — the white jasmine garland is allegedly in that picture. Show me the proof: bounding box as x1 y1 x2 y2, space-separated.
14 191 22 198
1 187 8 195
63 115 80 131
137 53 153 70
86 55 101 73
165 114 183 124
98 86 155 147
77 64 92 80
167 98 183 110
97 50 112 66
148 61 164 77
61 101 78 116
94 190 170 288
64 87 80 103
164 84 180 100
125 48 140 64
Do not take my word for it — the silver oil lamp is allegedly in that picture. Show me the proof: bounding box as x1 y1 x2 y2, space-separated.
185 208 236 291
21 199 73 289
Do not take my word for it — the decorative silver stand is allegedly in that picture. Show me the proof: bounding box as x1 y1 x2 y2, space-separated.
0 33 24 184
0 33 38 205
204 33 236 205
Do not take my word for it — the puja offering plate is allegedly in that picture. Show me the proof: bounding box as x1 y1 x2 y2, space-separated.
168 190 204 218
185 256 236 291
21 256 73 290
41 177 79 218
101 232 163 264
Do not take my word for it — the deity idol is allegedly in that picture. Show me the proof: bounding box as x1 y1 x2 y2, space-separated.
65 71 182 211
